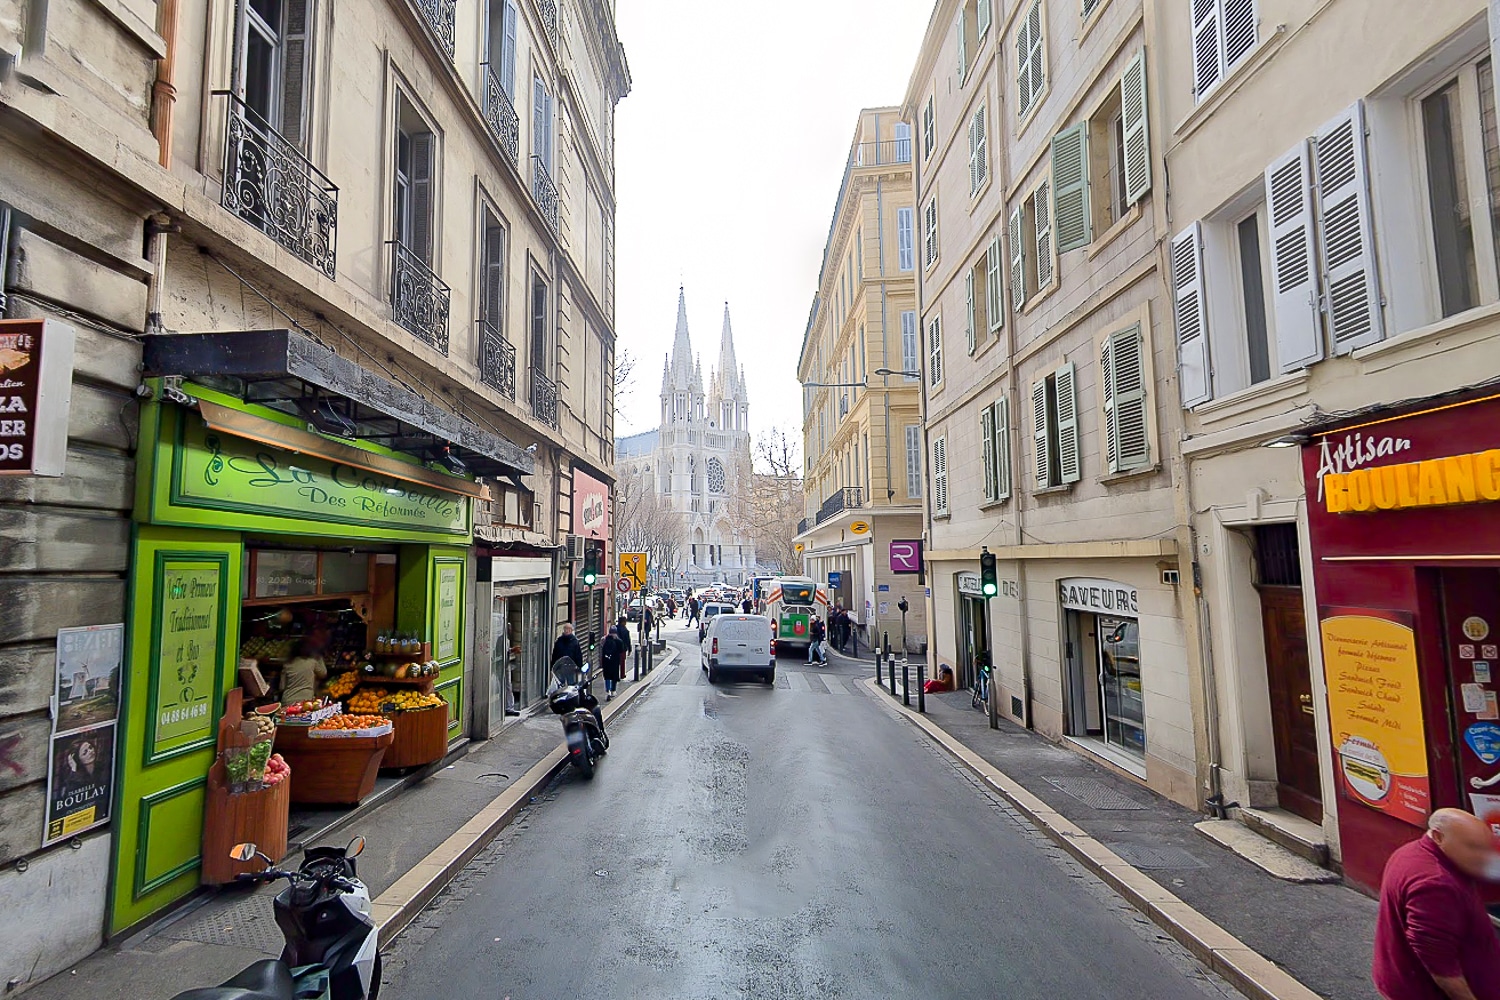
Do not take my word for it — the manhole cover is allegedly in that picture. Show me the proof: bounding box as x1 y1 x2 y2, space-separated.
1042 776 1149 810
159 893 286 954
1108 843 1208 870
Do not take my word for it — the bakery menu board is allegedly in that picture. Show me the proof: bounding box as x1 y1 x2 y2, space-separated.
0 318 75 477
1320 609 1430 827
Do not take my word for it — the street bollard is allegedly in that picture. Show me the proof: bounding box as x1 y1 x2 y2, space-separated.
633 644 640 682
875 647 883 685
902 656 910 707
888 652 897 696
917 658 926 714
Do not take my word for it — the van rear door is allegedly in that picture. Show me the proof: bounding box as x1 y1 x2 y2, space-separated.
717 617 769 666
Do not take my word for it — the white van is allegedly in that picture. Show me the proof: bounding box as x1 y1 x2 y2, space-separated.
701 614 776 685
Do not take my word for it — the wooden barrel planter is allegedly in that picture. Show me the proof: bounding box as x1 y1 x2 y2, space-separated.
381 705 449 769
201 761 292 885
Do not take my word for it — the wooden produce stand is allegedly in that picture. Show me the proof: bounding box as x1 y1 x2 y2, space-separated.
274 724 393 806
354 674 449 770
202 690 291 885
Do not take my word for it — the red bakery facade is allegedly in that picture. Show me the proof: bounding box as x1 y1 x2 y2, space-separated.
1301 390 1500 892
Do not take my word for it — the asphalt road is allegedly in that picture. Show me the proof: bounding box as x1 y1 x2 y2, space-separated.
384 619 1237 1000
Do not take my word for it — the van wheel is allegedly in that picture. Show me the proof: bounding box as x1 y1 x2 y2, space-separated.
708 663 719 684
764 667 775 686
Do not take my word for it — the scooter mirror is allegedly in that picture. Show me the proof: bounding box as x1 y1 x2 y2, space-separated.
230 842 258 862
345 836 366 858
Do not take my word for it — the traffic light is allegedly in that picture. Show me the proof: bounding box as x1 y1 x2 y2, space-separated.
582 539 602 587
980 547 997 598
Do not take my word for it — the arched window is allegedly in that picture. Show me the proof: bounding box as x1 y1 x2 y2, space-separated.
707 457 726 493
689 456 699 493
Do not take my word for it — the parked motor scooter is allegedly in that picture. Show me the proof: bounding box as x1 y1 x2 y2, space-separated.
549 657 608 778
170 836 380 1000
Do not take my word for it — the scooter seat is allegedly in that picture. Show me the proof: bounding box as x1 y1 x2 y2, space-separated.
168 960 294 1000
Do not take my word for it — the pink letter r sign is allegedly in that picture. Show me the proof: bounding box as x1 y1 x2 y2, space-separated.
890 540 922 574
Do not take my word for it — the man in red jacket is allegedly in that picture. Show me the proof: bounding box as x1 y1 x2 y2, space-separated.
1374 808 1500 1000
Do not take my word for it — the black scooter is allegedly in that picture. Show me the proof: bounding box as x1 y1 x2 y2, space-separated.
171 837 380 1000
549 657 608 778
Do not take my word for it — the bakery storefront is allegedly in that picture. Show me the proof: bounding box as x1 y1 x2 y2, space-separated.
1302 390 1500 892
110 331 532 934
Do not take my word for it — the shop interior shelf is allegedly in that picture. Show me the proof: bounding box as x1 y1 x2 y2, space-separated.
357 675 437 690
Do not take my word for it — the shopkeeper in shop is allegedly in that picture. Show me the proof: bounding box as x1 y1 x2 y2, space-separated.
281 636 328 705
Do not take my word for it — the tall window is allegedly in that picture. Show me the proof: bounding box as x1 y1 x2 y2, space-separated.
931 436 948 515
532 77 554 172
1100 324 1152 473
905 425 923 498
1009 178 1053 309
923 97 936 160
529 267 549 373
1236 212 1272 384
897 207 915 271
894 121 912 162
479 208 506 333
394 97 436 265
1193 0 1256 101
1032 363 1080 489
901 310 919 380
1015 0 1046 120
485 0 519 96
969 104 989 195
981 396 1012 503
928 314 943 387
923 198 939 268
1050 51 1152 254
236 0 312 145
1420 60 1500 318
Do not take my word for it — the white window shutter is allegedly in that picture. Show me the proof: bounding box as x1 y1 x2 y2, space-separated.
965 271 977 354
1027 0 1045 109
1035 180 1054 290
501 0 519 97
1032 380 1051 488
1171 223 1213 406
958 9 969 82
1121 49 1151 204
906 425 923 497
933 437 948 514
1016 11 1032 115
986 235 1004 331
1314 102 1383 353
929 316 944 386
532 78 548 163
1009 206 1026 310
1109 325 1151 471
1051 122 1091 253
1265 140 1323 370
978 0 993 36
1100 334 1117 468
973 106 988 192
968 115 979 194
897 207 914 271
901 310 919 376
1223 0 1256 68
1054 362 1081 483
995 395 1012 501
1192 0 1222 99
981 404 997 501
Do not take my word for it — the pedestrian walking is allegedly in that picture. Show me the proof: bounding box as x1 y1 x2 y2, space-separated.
807 616 827 665
551 622 584 673
688 595 700 625
599 622 626 700
832 606 850 652
1374 808 1500 1000
742 597 753 614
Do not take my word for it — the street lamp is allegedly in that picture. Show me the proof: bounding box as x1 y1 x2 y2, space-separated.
873 367 922 378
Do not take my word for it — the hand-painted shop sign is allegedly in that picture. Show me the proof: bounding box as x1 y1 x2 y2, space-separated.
1058 578 1139 615
1321 448 1500 514
0 318 75 477
173 415 468 535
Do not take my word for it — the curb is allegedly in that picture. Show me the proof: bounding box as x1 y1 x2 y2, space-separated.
859 678 1323 1000
372 648 678 947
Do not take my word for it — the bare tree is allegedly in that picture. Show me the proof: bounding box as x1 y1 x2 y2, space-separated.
612 347 638 404
613 460 686 587
741 427 804 575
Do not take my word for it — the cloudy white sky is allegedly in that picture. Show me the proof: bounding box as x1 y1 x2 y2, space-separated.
611 1 935 441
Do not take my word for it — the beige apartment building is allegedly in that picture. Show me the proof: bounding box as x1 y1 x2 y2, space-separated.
0 0 625 980
796 108 927 653
1159 0 1500 887
902 0 1201 804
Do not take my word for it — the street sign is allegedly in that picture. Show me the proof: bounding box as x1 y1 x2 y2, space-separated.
849 520 871 535
793 542 805 554
890 540 921 573
828 571 843 588
615 577 632 594
618 552 647 589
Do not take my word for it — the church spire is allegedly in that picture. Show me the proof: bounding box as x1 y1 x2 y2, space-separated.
716 302 741 400
670 286 693 372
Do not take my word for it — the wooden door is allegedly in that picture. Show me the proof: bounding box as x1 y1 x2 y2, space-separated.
1260 586 1322 822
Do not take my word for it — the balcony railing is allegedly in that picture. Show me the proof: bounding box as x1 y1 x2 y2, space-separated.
478 320 516 400
390 242 451 354
534 0 558 45
408 0 456 56
530 367 558 428
814 486 864 525
220 92 338 280
532 158 560 232
851 138 913 167
480 65 520 163
797 517 808 535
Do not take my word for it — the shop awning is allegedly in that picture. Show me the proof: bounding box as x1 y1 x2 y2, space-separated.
142 329 534 479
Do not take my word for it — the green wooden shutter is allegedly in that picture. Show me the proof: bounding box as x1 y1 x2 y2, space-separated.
994 395 1012 501
978 0 992 36
1034 180 1053 291
1100 333 1117 468
986 235 1004 331
1055 362 1080 483
1109 324 1151 471
1009 206 1026 310
981 403 997 501
1051 121 1091 252
1122 49 1151 205
965 270 977 354
1032 379 1050 488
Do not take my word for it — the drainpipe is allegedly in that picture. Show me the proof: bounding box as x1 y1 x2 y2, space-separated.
144 215 177 335
1192 530 1230 818
150 0 181 168
0 204 12 319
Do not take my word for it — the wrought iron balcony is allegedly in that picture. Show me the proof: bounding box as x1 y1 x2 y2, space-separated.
814 486 864 525
851 139 913 167
534 0 558 45
480 66 520 163
530 367 558 428
478 320 516 400
532 158 560 233
408 0 456 56
797 517 808 535
390 242 451 354
220 92 338 280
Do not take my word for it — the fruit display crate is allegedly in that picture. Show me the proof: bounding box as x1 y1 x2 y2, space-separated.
380 704 449 769
274 725 393 805
277 702 344 727
357 675 436 693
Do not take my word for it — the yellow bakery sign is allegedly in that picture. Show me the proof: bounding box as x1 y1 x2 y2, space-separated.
1322 448 1500 514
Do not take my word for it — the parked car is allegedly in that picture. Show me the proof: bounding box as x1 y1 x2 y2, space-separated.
697 602 736 642
623 595 668 623
701 614 775 685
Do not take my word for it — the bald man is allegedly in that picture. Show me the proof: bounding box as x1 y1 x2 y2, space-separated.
1374 808 1500 1000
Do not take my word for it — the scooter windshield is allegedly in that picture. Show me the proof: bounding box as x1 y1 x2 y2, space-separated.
551 658 588 688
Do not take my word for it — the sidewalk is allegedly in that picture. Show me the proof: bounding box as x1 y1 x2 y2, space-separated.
21 651 675 1000
847 652 1377 1000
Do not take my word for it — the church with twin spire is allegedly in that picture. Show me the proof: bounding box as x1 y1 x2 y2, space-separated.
617 288 758 586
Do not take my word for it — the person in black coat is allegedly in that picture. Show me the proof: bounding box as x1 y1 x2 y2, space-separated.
552 622 584 675
600 617 628 700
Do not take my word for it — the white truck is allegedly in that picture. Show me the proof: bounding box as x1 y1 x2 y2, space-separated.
761 576 828 655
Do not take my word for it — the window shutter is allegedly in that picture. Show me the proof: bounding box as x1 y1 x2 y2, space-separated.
924 98 935 159
1264 140 1323 370
1051 121 1091 253
501 0 519 97
1109 325 1150 471
1121 49 1151 204
233 1 251 99
933 437 948 515
986 235 1004 331
1082 0 1100 16
979 0 993 36
906 425 923 497
901 310 918 377
1016 12 1032 115
994 395 1012 501
1223 0 1256 68
482 219 505 326
929 316 943 386
924 200 939 267
1101 334 1117 465
1054 362 1080 483
280 0 312 148
410 131 435 265
1026 0 1045 109
1171 223 1212 406
1009 206 1026 310
968 115 978 194
1314 102 1382 354
1035 180 1053 290
897 207 914 271
970 106 988 193
1032 380 1050 488
981 404 997 501
965 271 977 354
1192 0 1222 99
957 10 968 82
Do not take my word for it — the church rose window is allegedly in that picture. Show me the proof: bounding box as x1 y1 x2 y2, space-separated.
707 458 726 493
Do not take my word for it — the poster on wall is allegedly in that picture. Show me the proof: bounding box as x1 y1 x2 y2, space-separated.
44 624 123 846
1319 607 1430 827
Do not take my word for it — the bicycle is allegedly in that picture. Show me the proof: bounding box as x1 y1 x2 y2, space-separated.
971 657 992 711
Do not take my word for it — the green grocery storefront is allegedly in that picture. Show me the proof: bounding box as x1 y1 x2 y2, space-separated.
111 331 533 934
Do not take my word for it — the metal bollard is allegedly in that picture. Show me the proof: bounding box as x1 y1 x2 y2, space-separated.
917 658 926 714
902 657 910 707
888 652 897 696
